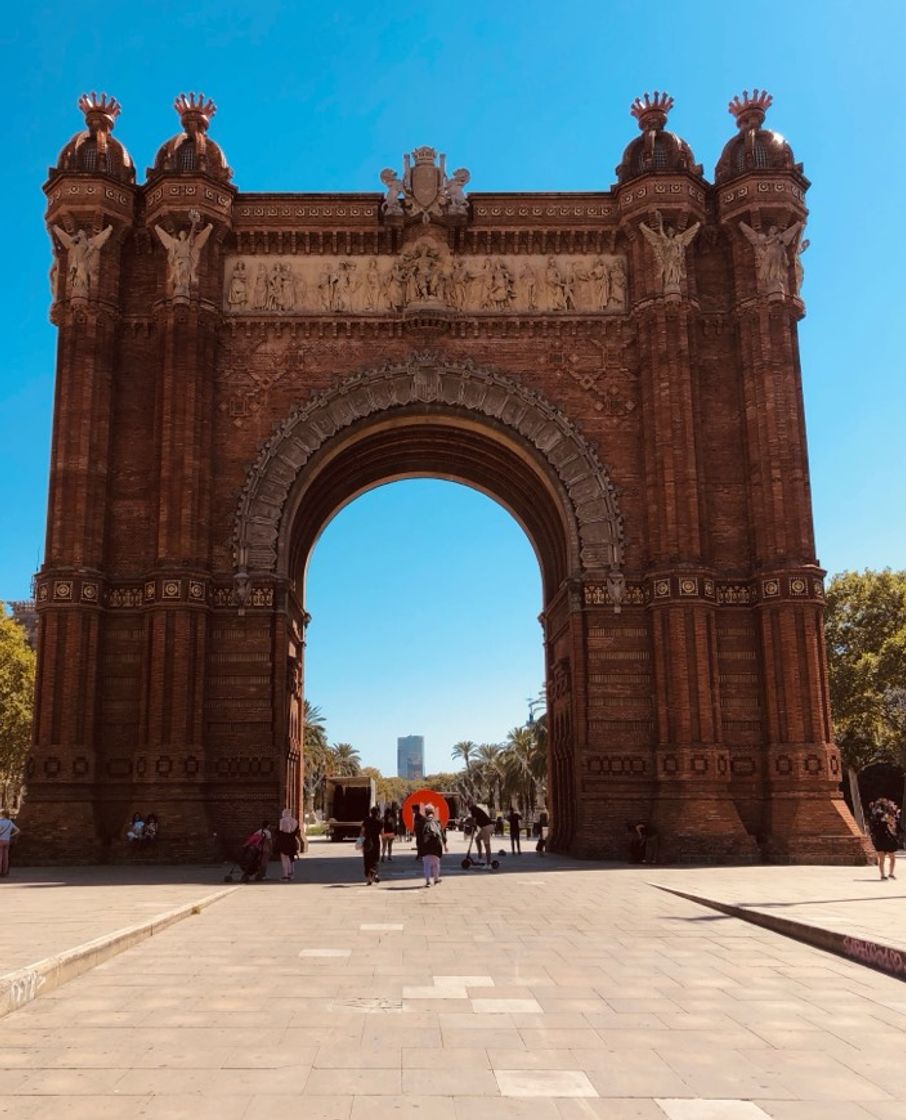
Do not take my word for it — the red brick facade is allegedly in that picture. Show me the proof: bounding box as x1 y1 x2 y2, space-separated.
21 90 870 863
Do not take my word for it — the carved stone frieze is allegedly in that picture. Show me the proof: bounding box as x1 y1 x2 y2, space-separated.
233 355 625 576
223 246 628 317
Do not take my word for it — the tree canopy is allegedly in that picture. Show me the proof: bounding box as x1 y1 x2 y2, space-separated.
825 569 906 770
0 605 36 809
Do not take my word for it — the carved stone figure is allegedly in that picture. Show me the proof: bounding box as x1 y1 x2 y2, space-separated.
518 261 537 310
488 259 514 310
739 221 802 296
608 257 627 308
405 242 444 303
441 167 470 215
381 148 471 224
794 237 809 297
280 263 299 310
545 257 575 311
446 259 470 310
337 260 359 310
252 264 267 309
154 213 213 299
318 266 339 312
388 259 408 310
362 259 381 311
52 224 113 300
638 211 700 295
379 168 405 216
227 260 248 310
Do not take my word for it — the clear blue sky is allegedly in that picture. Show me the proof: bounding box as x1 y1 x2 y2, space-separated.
2 3 903 775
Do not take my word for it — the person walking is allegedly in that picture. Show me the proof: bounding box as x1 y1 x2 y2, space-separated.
468 802 494 867
536 807 550 855
0 810 21 876
869 798 901 881
276 808 301 880
381 805 397 863
360 806 383 885
421 806 447 887
507 806 523 854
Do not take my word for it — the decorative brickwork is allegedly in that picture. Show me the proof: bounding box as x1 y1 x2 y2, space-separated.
19 90 871 865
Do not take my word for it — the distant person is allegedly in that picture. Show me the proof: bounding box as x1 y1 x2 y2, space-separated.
869 798 901 881
276 808 301 881
360 806 383 886
143 813 159 842
627 821 659 864
381 806 397 863
0 810 21 876
469 802 494 866
495 814 505 837
536 807 550 855
126 812 145 841
413 806 427 857
421 806 448 887
507 807 523 854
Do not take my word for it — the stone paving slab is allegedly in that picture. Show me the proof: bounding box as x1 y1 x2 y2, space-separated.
0 866 235 975
1 837 906 1116
649 864 906 979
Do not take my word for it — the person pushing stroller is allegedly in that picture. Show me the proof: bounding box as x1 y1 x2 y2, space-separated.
239 820 273 882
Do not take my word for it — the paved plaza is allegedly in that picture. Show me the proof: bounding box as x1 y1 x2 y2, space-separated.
2 837 906 1119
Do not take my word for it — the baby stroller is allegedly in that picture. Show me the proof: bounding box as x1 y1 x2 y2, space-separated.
224 834 268 883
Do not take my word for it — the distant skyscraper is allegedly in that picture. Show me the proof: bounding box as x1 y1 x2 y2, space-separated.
397 735 424 780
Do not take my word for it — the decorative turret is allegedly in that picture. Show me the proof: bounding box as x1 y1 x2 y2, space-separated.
51 92 135 183
715 89 802 182
149 92 232 181
615 91 702 184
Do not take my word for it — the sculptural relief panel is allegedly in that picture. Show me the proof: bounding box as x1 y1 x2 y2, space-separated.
223 250 628 316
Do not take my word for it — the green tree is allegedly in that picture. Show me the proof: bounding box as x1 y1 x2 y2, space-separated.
330 742 362 776
475 742 503 810
301 700 330 813
500 724 547 812
0 606 36 809
825 569 906 770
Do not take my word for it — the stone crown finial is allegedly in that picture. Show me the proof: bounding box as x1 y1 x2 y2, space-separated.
630 91 674 131
729 89 773 131
77 92 121 133
174 92 216 132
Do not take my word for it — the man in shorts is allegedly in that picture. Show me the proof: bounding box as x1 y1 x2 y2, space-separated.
468 802 495 866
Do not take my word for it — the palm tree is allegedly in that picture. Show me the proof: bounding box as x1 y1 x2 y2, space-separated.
303 700 327 752
475 742 503 811
301 701 330 813
501 725 546 813
330 742 362 776
451 740 477 769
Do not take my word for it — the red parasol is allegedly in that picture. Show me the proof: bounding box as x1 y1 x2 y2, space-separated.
401 789 450 831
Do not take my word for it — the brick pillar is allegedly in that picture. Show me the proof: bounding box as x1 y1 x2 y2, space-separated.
19 174 136 861
133 181 234 859
625 191 757 861
721 186 869 863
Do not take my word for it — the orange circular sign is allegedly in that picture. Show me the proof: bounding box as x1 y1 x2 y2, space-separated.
401 789 450 831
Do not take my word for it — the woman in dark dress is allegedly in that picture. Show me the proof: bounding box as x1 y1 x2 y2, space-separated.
360 805 383 885
869 798 900 881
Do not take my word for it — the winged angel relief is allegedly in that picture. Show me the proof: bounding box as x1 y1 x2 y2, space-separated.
154 209 213 299
638 211 700 295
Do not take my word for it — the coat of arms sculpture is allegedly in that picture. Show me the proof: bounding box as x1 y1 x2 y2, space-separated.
380 147 470 223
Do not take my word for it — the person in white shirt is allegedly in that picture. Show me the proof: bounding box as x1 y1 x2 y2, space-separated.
0 810 21 876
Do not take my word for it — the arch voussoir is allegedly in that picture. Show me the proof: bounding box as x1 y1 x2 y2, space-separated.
233 354 625 578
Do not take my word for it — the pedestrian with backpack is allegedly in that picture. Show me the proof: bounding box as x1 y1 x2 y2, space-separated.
421 806 447 887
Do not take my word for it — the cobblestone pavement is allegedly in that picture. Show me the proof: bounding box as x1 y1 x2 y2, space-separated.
2 838 906 1119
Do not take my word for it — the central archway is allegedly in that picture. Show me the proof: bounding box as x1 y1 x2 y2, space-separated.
234 356 625 851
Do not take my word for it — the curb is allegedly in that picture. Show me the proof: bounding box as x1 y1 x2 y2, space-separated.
0 885 237 1020
653 883 906 984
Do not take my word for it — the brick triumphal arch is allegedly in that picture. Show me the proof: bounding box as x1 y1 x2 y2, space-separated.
24 88 869 863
